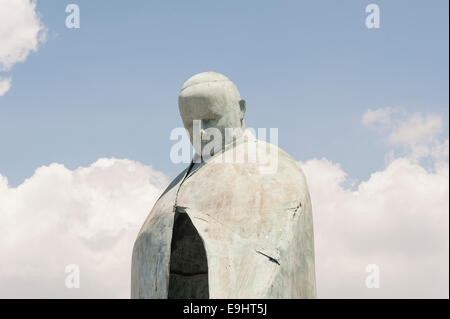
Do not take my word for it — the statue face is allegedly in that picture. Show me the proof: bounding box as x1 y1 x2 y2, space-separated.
178 73 246 154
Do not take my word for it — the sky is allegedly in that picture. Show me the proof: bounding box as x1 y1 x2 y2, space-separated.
0 0 448 298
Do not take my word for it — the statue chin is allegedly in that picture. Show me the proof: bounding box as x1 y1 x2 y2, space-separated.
131 72 316 299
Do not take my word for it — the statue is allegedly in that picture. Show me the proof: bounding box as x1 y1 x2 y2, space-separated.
131 72 316 298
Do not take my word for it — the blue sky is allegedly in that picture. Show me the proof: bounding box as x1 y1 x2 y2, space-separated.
0 0 448 186
0 0 448 299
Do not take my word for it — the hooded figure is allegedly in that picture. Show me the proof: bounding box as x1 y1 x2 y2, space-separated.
131 72 316 298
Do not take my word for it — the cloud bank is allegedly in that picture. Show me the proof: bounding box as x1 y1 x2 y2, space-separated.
0 0 47 96
0 158 168 298
303 109 449 298
0 110 448 298
362 107 446 162
302 152 448 298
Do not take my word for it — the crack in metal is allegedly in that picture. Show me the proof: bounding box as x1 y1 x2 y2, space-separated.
255 249 280 265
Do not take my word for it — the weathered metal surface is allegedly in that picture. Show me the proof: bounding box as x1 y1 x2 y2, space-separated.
131 72 316 298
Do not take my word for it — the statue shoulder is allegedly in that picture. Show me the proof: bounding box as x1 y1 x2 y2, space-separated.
248 137 308 186
176 139 311 212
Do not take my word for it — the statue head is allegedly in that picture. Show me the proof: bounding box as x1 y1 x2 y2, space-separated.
178 72 246 154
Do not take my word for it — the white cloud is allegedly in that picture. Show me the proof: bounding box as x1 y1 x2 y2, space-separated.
0 0 46 96
302 111 449 298
389 114 442 146
0 77 11 96
0 158 168 298
362 107 394 126
363 108 446 162
302 155 448 298
389 114 443 160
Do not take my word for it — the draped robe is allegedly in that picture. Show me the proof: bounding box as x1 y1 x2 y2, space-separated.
131 132 316 298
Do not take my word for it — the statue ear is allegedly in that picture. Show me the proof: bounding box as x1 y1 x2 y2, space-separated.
239 99 246 120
